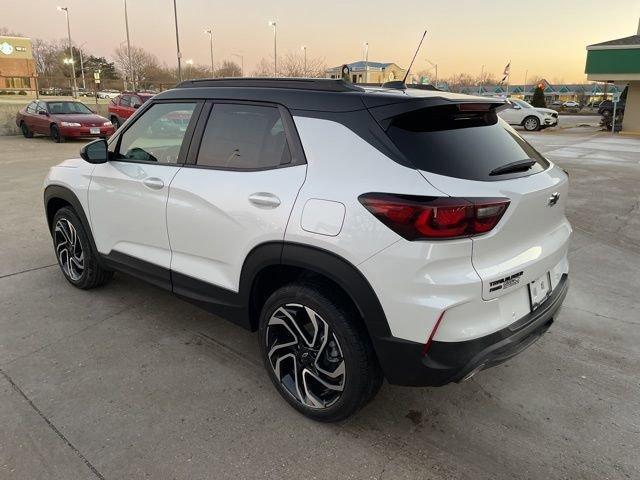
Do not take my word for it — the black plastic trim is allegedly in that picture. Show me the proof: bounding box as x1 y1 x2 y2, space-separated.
101 251 171 291
376 274 569 386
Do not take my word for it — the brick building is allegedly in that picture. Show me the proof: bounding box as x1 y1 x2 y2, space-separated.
0 36 37 93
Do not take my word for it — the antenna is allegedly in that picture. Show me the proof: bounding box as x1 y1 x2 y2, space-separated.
402 30 427 84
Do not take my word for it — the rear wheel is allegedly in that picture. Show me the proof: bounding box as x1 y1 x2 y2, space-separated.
20 122 33 138
523 116 541 131
52 207 113 289
50 124 65 143
259 282 383 422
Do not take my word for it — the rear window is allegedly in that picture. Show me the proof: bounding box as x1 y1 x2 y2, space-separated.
386 105 549 181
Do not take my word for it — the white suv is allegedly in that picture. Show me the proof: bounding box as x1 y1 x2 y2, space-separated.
499 98 559 131
43 79 571 422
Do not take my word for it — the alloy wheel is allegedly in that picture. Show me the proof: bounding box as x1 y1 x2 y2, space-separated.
524 117 539 131
265 304 346 409
54 218 84 281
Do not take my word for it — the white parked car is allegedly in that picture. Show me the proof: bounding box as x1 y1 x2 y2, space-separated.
43 79 571 421
562 101 580 108
97 89 121 99
499 98 559 131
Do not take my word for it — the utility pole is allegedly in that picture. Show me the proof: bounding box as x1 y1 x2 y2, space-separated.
172 0 182 82
301 46 307 77
78 46 86 90
204 29 214 77
523 69 528 100
269 21 277 77
232 53 244 77
363 42 369 83
57 6 77 98
124 0 135 90
479 64 485 95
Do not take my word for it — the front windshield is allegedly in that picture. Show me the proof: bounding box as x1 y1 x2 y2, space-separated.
46 102 93 115
513 99 533 109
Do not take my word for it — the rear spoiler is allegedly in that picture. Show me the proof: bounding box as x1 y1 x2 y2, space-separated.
365 97 508 130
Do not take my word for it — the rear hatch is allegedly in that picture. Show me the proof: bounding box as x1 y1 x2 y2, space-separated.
369 97 571 300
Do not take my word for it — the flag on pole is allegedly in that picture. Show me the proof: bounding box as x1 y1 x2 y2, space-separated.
500 62 511 85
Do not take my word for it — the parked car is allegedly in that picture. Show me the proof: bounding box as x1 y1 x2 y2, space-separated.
499 98 559 131
562 101 580 108
43 78 570 421
108 92 154 128
551 100 562 107
16 100 115 143
598 85 628 118
586 101 601 109
97 89 121 99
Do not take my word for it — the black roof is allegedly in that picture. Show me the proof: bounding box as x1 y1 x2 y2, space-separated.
157 77 502 113
588 35 640 48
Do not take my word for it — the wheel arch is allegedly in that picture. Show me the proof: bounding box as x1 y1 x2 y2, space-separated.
44 185 99 257
242 242 392 339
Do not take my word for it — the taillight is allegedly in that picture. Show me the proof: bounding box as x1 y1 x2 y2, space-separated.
358 193 509 240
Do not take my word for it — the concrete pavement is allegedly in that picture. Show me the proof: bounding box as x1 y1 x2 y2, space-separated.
0 129 638 479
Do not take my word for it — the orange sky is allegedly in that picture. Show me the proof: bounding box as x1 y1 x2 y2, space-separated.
3 0 640 82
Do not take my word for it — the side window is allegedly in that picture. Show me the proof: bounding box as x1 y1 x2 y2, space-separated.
110 96 120 106
196 104 291 170
115 102 197 164
36 102 47 113
120 95 131 107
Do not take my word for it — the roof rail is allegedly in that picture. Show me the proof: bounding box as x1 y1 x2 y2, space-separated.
175 77 364 92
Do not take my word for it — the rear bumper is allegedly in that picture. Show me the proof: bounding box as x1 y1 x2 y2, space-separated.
374 274 569 386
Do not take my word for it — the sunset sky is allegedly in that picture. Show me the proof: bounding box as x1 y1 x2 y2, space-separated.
3 0 640 83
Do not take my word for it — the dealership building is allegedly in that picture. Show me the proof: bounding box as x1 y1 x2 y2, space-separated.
0 36 37 93
326 61 407 84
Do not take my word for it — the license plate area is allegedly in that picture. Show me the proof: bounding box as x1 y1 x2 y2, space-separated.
90 127 100 134
529 272 552 311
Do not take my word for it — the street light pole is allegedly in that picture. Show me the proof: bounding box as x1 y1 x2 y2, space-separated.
185 59 193 80
57 6 77 98
479 64 485 95
204 29 214 77
78 46 86 90
232 54 244 77
363 42 369 83
124 0 135 90
172 0 182 82
268 21 277 77
301 46 307 77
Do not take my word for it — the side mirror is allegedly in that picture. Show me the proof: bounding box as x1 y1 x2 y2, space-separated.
133 103 142 109
80 139 108 164
38 110 48 116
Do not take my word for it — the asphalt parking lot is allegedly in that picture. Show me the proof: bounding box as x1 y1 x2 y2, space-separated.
1 128 639 480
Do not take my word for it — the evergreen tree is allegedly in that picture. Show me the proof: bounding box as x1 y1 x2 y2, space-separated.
532 86 546 108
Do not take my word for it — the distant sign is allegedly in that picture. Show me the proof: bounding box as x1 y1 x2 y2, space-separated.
0 41 14 55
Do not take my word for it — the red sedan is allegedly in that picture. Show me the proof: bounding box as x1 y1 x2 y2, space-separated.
16 100 116 143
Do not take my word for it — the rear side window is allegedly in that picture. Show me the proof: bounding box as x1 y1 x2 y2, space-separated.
196 104 291 170
386 105 549 181
120 95 131 107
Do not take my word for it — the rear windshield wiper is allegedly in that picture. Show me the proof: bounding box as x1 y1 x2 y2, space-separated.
490 158 537 176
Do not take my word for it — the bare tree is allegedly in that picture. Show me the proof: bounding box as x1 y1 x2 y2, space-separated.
277 52 327 78
252 58 273 77
0 27 23 36
215 60 241 78
114 45 163 88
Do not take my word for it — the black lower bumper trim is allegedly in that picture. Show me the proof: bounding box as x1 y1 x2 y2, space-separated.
374 274 569 387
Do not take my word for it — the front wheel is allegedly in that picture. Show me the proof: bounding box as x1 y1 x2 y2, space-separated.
50 124 65 143
523 116 541 131
52 207 113 289
20 122 33 138
110 116 120 129
259 282 383 422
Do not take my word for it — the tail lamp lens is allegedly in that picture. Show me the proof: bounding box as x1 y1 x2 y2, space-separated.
359 193 509 240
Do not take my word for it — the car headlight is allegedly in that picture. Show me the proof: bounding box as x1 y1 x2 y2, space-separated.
103 121 113 127
60 122 81 127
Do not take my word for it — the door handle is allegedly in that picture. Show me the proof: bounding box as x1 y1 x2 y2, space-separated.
142 177 164 190
248 192 281 208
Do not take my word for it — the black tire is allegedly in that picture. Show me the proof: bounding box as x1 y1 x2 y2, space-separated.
50 124 65 143
523 116 541 132
51 207 113 289
20 122 33 138
259 281 383 422
110 116 120 129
